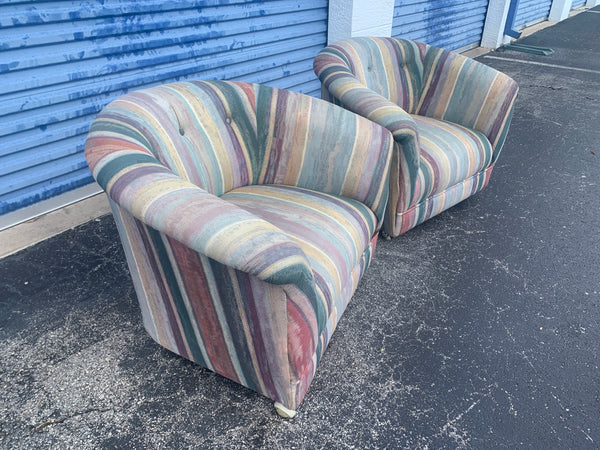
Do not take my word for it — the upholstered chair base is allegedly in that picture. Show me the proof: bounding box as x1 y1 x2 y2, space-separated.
388 165 495 236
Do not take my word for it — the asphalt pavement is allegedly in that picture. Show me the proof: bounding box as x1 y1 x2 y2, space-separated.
1 7 599 448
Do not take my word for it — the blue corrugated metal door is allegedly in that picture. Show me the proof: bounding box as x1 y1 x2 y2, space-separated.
392 0 490 51
571 0 586 8
514 0 552 28
0 0 328 216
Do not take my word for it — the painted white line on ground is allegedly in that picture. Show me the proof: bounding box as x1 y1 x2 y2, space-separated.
483 55 600 75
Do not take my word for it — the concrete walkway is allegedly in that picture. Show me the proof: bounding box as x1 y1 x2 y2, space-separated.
1 8 599 448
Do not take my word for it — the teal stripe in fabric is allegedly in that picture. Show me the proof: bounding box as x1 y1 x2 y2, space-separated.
204 80 262 185
146 227 208 368
96 153 159 190
208 257 258 391
89 119 153 151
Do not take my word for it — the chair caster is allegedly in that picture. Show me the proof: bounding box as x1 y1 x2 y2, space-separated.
274 402 297 418
380 230 392 241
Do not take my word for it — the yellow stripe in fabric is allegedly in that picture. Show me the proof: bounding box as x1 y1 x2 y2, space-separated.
282 95 310 186
419 134 452 192
207 224 281 261
255 254 311 281
257 89 278 184
209 84 255 186
234 187 373 246
128 177 195 218
434 58 467 119
292 237 343 300
340 116 370 198
473 74 506 143
375 39 397 106
421 117 481 177
346 44 368 84
119 97 189 178
368 104 405 123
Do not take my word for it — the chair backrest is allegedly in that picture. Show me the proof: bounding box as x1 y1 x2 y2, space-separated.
315 37 518 152
317 37 428 114
90 81 392 219
94 81 260 197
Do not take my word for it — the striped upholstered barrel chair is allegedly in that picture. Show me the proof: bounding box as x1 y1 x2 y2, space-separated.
85 80 393 417
314 37 519 237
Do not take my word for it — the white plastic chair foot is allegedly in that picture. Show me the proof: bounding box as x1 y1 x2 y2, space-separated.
274 402 297 418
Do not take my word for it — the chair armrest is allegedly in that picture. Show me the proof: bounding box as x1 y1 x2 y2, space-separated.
418 46 519 157
314 52 419 145
85 130 326 331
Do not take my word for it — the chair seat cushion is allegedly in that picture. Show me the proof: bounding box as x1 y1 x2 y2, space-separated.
412 115 494 204
221 184 377 318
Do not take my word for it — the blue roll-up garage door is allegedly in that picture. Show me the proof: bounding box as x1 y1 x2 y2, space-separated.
514 0 552 29
0 0 328 217
392 0 490 52
572 0 586 8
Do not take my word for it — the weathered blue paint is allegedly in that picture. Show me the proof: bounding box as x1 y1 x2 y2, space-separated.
513 0 552 29
504 0 523 39
0 0 328 215
392 0 490 51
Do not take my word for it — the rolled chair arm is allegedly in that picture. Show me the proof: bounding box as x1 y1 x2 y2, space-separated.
85 130 326 330
314 52 419 147
418 46 519 159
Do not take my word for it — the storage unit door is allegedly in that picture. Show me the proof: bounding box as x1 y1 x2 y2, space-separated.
571 0 586 8
514 0 552 28
0 0 328 216
392 0 490 52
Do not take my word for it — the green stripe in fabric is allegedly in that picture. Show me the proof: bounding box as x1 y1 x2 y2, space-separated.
324 46 352 68
263 263 326 335
211 81 260 184
256 84 273 180
146 227 208 367
96 153 159 190
315 339 323 366
208 258 257 391
90 119 152 150
444 61 489 127
492 106 515 161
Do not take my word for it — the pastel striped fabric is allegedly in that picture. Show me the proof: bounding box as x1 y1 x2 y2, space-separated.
410 115 493 207
314 37 519 237
85 80 393 410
